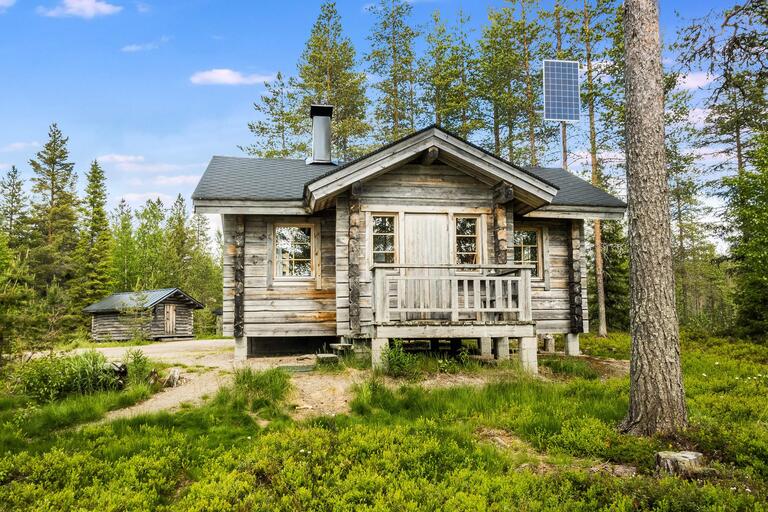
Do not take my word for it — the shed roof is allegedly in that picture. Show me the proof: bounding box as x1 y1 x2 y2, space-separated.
83 288 204 313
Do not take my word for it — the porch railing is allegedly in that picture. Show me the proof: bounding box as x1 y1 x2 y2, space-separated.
372 264 533 324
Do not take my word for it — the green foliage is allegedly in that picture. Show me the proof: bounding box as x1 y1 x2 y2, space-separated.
539 355 600 380
296 2 369 160
381 339 419 378
366 0 419 142
0 165 30 248
214 367 291 417
13 351 120 403
123 348 152 387
724 131 768 340
581 331 632 359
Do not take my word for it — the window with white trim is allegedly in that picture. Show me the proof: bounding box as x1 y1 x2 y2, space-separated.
512 228 541 277
372 215 396 263
455 216 479 265
275 226 313 278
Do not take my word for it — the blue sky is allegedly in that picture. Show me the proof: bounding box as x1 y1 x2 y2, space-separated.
0 0 724 223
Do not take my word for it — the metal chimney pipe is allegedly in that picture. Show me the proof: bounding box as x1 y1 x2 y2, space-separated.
308 104 333 164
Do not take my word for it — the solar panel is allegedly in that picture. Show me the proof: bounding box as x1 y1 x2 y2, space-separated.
543 60 581 122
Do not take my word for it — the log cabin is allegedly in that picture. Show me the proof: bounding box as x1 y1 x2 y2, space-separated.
192 105 626 372
84 288 204 341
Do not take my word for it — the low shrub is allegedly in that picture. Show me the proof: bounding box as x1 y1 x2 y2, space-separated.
382 340 419 378
214 367 291 417
123 349 152 387
13 351 120 403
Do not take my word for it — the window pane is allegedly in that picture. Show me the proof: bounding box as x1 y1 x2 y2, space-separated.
374 252 394 263
456 217 477 236
373 216 394 234
457 253 477 264
456 237 476 253
275 226 313 277
524 246 538 263
522 230 537 245
373 234 394 252
513 247 523 262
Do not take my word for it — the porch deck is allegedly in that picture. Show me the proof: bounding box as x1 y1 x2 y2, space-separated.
372 264 536 339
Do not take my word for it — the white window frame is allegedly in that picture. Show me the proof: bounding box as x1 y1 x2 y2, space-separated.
273 223 316 282
511 227 543 279
453 214 482 267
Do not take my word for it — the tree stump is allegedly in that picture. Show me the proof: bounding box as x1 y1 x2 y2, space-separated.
164 367 181 388
655 451 705 477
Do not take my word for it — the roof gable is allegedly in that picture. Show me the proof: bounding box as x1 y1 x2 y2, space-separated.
304 126 559 212
83 288 204 313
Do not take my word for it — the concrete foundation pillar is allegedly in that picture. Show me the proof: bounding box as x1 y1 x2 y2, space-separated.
565 333 580 356
479 337 492 357
542 333 556 353
494 336 510 360
371 338 389 369
234 336 247 362
519 336 538 374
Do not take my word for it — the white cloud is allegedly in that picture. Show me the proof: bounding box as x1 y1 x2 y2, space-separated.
120 191 173 205
38 0 122 18
677 71 714 90
0 0 16 13
121 35 169 53
98 153 203 173
153 174 201 186
572 149 625 164
0 141 39 152
189 68 274 86
136 1 149 13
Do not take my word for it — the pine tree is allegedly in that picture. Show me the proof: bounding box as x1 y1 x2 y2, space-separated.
419 10 481 138
0 231 39 362
165 194 192 289
0 165 30 248
134 198 167 289
28 123 80 288
110 199 137 291
297 1 369 160
478 7 521 158
366 0 419 143
243 72 306 158
72 160 113 310
622 0 687 436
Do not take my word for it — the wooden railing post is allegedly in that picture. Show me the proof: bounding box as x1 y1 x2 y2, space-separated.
450 268 459 322
519 268 532 321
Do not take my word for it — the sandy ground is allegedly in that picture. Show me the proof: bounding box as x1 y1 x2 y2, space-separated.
84 339 630 423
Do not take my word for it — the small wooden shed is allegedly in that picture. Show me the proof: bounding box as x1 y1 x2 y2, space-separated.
84 288 204 341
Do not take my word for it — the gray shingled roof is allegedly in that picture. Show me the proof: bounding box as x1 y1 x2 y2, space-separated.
83 288 204 313
192 128 625 209
192 156 336 201
525 167 626 208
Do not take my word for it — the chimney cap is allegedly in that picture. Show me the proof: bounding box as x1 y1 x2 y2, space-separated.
309 104 334 118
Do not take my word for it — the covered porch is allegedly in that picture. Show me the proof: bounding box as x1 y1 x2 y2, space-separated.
369 264 539 372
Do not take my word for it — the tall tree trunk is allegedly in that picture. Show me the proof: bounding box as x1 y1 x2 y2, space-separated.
584 0 608 337
561 122 568 171
621 0 688 436
493 104 501 156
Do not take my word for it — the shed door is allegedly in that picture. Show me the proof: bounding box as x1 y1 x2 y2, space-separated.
164 304 176 335
403 213 451 319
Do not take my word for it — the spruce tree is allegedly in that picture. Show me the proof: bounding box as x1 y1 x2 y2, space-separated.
366 0 419 143
243 72 306 158
72 160 113 310
110 199 137 292
0 165 30 248
0 231 39 362
28 123 80 288
134 198 167 289
165 194 192 289
297 1 369 160
419 10 481 138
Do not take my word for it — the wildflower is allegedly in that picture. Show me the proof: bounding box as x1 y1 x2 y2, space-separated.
702 373 707 377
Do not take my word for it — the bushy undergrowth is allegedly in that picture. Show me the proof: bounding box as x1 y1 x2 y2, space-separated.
382 340 420 378
0 337 766 510
13 351 120 402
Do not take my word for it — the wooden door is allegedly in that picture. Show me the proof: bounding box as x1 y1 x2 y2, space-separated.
164 304 176 335
403 213 451 319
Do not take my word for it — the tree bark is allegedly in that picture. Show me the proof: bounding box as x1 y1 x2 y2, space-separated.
621 0 688 436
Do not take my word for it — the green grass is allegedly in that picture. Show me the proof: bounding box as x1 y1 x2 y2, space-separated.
1 335 767 510
55 338 154 351
539 354 601 379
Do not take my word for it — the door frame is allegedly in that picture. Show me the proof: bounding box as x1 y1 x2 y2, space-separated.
164 303 177 335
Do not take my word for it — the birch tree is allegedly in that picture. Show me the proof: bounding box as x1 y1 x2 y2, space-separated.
621 0 687 436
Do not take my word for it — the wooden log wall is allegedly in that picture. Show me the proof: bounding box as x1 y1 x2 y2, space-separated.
348 183 362 334
233 214 245 339
221 211 337 340
567 219 585 333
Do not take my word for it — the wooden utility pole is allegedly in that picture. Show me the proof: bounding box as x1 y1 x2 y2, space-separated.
621 0 688 436
583 0 608 337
